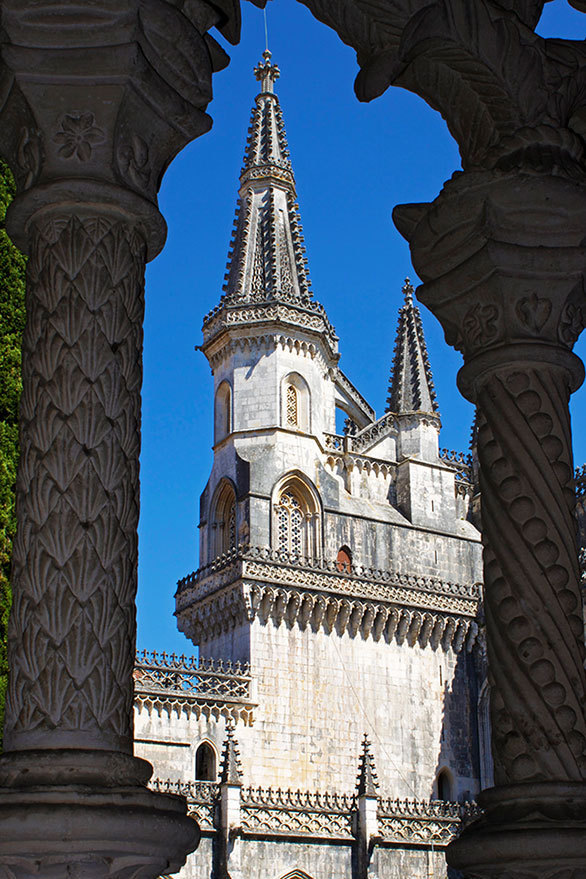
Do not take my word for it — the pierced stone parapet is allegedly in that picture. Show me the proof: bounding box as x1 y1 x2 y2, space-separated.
440 449 474 482
350 412 399 454
377 798 473 846
150 780 218 832
148 778 474 847
177 545 480 606
134 650 255 724
176 547 481 650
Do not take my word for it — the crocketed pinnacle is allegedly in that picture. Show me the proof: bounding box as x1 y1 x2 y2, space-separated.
220 724 242 786
356 734 379 797
220 51 313 308
386 279 439 416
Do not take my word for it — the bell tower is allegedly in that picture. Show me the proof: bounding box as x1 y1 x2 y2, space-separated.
176 54 486 800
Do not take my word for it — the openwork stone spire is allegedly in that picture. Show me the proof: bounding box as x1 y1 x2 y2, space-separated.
220 725 243 786
386 279 439 416
220 51 313 308
356 734 379 797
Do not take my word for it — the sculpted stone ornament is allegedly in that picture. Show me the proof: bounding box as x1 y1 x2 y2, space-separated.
295 0 586 876
0 1 257 877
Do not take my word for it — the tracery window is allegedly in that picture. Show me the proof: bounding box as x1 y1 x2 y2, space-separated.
277 490 304 554
286 384 298 427
282 373 310 432
273 476 321 559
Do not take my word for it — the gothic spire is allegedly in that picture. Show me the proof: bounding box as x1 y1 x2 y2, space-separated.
356 734 379 797
220 51 313 308
219 725 242 786
386 279 439 417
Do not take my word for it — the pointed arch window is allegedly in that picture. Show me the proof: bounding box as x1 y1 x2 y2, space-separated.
286 385 298 427
273 476 321 560
282 373 310 433
195 742 216 781
336 546 352 573
435 768 453 801
211 481 237 561
215 381 232 443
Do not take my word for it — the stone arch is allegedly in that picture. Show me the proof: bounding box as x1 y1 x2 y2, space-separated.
434 767 455 801
195 740 217 781
272 471 322 560
210 478 237 561
215 380 232 443
281 371 311 432
336 544 352 572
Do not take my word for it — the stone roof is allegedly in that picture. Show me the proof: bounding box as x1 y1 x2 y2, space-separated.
386 279 439 417
218 51 315 311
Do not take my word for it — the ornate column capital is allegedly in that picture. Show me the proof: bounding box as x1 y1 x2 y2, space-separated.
0 0 237 258
393 170 586 399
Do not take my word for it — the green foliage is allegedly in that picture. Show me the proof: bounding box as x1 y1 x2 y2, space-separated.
0 161 26 745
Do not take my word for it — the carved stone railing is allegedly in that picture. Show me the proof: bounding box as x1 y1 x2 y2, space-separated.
148 779 475 847
150 779 218 832
176 546 481 648
350 412 397 454
239 786 355 839
377 798 478 846
178 545 480 605
324 431 346 452
440 448 474 482
134 650 255 722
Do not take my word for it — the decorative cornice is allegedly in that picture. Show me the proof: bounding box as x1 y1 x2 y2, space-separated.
175 548 481 651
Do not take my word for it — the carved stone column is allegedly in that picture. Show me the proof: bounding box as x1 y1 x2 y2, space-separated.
395 169 586 879
295 1 586 876
0 2 244 876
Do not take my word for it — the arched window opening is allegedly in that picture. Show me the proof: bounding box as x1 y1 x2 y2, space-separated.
277 489 304 554
282 373 310 432
195 742 216 781
436 769 452 801
215 381 232 443
211 481 237 561
336 545 352 573
286 384 298 427
273 476 321 560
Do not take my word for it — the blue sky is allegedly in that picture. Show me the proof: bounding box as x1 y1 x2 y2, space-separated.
137 1 586 654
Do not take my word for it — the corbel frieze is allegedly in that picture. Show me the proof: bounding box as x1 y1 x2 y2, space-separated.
177 580 481 653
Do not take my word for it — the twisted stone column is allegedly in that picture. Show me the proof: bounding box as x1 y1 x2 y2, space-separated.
394 170 586 878
0 1 244 875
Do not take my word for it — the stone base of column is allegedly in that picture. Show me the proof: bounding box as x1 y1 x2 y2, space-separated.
447 782 586 879
0 750 200 879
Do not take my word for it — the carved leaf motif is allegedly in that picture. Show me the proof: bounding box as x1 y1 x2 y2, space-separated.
516 293 552 333
462 303 499 349
138 0 212 108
